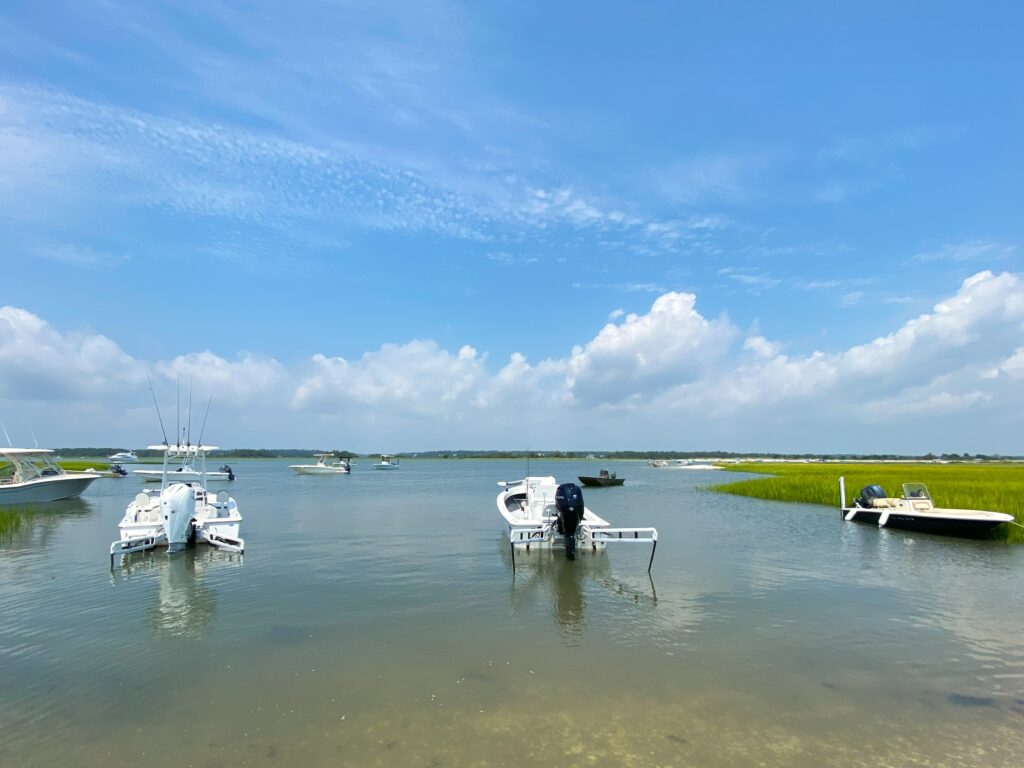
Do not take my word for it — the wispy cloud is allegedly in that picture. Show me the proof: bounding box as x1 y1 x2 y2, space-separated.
909 240 1016 264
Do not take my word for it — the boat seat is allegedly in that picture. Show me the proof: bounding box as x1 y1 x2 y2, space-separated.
870 498 899 509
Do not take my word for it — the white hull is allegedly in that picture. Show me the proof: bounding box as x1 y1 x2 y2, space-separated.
374 464 399 470
134 469 230 483
291 465 350 474
0 474 99 505
110 442 244 564
108 453 138 463
113 484 243 558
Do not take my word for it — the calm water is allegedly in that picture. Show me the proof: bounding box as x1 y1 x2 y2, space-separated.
2 459 1022 767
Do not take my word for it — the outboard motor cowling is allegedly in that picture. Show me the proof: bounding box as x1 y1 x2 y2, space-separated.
555 482 584 560
856 484 887 508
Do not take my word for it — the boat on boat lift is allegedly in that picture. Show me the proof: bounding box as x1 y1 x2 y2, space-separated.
839 476 1014 538
374 454 400 470
289 453 351 474
497 476 657 571
110 443 244 565
0 448 101 505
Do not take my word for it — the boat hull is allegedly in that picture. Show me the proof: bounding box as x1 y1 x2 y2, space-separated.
578 476 625 487
291 466 350 474
0 475 99 505
134 470 231 483
841 507 1012 538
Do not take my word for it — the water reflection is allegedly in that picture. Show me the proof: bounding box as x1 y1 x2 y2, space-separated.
113 548 242 639
505 543 657 641
0 498 93 548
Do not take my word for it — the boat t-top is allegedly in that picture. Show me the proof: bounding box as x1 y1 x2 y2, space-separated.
289 453 351 474
0 448 101 505
108 450 138 463
110 443 244 565
374 454 400 470
497 476 658 571
839 478 1014 538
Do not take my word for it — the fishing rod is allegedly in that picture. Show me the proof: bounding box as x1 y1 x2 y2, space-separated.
186 376 193 447
197 391 214 447
147 373 169 446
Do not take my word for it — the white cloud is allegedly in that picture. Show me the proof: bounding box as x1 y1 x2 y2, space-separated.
293 341 486 417
155 351 289 403
565 292 738 408
0 306 145 400
910 240 1015 264
2 270 1022 451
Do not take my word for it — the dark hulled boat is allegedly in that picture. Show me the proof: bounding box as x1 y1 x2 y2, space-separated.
578 469 625 487
839 480 1014 539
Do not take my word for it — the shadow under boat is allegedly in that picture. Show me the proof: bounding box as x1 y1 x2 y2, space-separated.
0 497 95 548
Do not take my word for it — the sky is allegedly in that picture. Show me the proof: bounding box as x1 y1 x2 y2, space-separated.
1 0 1022 453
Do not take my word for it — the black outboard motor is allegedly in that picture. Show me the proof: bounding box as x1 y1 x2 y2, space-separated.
555 482 584 560
110 463 128 476
220 464 235 481
856 484 886 508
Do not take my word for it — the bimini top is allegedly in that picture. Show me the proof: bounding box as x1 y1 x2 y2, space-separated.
0 448 56 456
147 444 220 455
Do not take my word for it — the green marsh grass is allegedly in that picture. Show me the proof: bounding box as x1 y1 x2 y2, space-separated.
58 460 110 472
708 463 1024 543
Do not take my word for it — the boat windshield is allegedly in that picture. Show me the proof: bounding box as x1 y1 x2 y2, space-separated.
902 483 931 500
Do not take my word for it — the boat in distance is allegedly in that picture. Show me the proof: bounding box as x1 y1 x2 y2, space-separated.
374 454 400 470
649 459 719 470
107 450 138 463
0 448 101 505
134 460 234 482
839 477 1014 538
497 476 657 570
578 469 625 487
289 454 351 474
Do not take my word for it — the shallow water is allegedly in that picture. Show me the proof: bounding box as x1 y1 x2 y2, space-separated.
2 459 1022 767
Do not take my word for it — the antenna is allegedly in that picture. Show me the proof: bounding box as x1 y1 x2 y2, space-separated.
186 376 193 447
197 391 214 447
0 420 12 447
176 376 181 448
31 430 38 448
147 373 169 445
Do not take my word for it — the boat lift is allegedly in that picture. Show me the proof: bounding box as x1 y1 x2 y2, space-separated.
509 521 658 573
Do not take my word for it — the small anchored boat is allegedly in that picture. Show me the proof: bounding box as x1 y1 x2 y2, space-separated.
497 476 657 571
577 469 625 487
289 453 351 474
110 444 244 565
133 459 234 482
839 477 1014 538
374 454 400 470
0 448 101 505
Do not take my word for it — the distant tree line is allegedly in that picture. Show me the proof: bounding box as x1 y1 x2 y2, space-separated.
51 448 1021 461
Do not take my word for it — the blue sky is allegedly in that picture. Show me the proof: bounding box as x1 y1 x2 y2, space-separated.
1 1 1022 452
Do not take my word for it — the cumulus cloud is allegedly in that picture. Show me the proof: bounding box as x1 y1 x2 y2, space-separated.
2 270 1022 450
155 351 289 403
293 341 487 417
566 292 737 407
0 306 145 400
